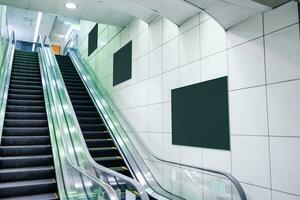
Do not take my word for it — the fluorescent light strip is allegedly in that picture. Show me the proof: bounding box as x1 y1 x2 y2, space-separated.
32 12 43 51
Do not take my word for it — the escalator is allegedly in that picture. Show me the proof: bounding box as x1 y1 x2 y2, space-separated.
0 50 59 199
55 55 132 178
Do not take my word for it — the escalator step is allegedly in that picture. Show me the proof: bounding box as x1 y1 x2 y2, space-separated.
1 136 50 146
0 192 59 200
4 119 48 127
0 179 56 198
85 138 114 147
0 166 54 182
3 126 49 136
0 155 53 168
0 145 51 156
6 105 45 112
5 112 47 120
82 131 110 139
8 94 44 100
7 99 45 106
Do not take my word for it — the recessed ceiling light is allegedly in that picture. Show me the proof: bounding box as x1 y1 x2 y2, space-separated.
65 2 77 10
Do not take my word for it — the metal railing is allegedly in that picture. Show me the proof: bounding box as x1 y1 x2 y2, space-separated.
42 37 150 200
67 48 247 200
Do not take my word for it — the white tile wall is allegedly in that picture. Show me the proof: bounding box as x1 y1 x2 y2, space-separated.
200 18 227 58
78 2 300 198
270 137 300 195
227 14 263 48
229 86 268 136
163 37 179 72
272 191 300 200
232 136 271 187
228 38 265 90
179 61 201 87
179 25 200 65
267 80 300 136
200 51 227 81
241 183 271 200
265 24 300 84
264 1 299 34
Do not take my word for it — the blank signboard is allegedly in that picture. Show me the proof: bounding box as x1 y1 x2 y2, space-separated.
171 77 230 150
113 41 132 86
88 23 98 56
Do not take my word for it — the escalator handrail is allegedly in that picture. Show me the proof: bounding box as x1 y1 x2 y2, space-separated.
38 38 119 200
68 48 247 200
0 31 15 145
42 37 149 200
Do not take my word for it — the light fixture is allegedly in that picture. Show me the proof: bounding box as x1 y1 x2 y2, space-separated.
64 2 77 10
64 21 72 25
32 11 43 51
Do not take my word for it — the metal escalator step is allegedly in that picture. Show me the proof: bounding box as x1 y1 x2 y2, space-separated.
0 179 57 198
2 127 49 136
8 94 44 100
7 99 45 106
1 136 50 146
79 123 106 131
82 131 110 139
85 138 114 147
94 156 125 168
0 192 59 200
5 105 45 113
0 145 51 156
0 166 54 182
4 119 48 127
9 80 41 86
8 89 43 95
0 155 53 168
88 147 119 157
5 112 47 120
11 72 40 78
9 84 42 90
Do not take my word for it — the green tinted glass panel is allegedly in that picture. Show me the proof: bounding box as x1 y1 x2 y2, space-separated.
113 41 132 86
171 77 230 150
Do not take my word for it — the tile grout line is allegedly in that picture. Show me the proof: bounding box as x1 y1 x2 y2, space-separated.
262 12 273 199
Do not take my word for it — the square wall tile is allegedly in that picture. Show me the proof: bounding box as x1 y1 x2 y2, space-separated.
128 106 149 132
267 80 300 136
201 51 227 82
136 80 149 107
227 14 263 48
149 18 163 51
203 149 231 173
228 38 265 90
137 54 149 82
272 191 300 200
148 104 163 132
231 136 271 188
179 61 201 87
163 18 179 43
240 183 271 200
179 14 200 34
162 102 171 133
264 1 299 34
200 18 227 58
265 24 300 84
163 38 179 72
180 146 202 167
137 29 149 57
149 47 163 77
147 132 164 158
229 86 268 136
149 75 163 104
270 137 300 195
163 133 181 163
179 26 200 66
162 69 180 102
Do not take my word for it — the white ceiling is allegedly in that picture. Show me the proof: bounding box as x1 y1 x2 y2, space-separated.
1 0 290 30
7 6 56 42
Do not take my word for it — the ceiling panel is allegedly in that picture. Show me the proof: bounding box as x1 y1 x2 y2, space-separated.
1 0 289 30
